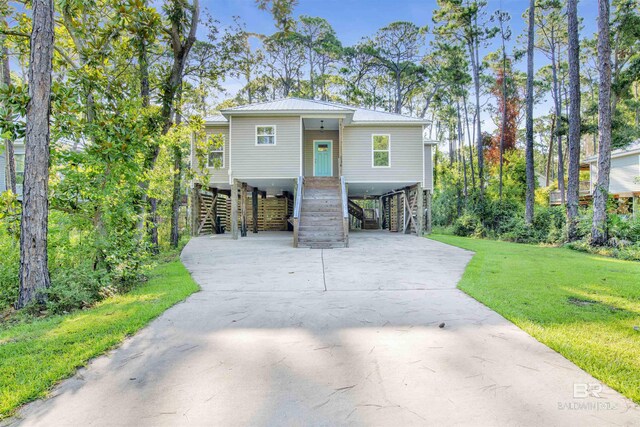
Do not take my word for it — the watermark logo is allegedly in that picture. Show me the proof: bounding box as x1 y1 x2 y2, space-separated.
573 383 602 399
557 383 618 411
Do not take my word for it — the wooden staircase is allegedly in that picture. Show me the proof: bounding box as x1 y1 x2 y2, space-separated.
298 177 348 249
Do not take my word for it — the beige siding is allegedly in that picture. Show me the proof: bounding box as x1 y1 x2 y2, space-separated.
205 125 229 184
303 129 339 177
609 154 640 194
424 145 433 190
230 116 301 178
342 125 424 183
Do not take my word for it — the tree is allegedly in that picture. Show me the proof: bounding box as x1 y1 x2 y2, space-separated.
363 22 427 114
263 31 305 97
566 0 581 240
150 0 200 251
433 0 497 194
17 0 54 308
1 18 17 195
591 0 612 246
492 10 512 199
298 16 337 99
535 0 568 205
525 0 536 224
256 0 299 32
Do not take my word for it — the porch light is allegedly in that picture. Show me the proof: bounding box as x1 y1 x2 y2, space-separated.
320 120 324 132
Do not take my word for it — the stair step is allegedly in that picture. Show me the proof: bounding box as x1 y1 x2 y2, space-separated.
303 208 342 214
299 230 344 236
300 219 342 226
299 242 346 249
300 225 343 232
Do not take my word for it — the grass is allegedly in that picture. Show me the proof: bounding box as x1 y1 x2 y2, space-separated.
429 234 640 404
0 260 199 419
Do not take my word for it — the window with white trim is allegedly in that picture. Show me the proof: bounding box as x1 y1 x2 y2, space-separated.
372 134 390 167
256 125 276 145
207 135 225 168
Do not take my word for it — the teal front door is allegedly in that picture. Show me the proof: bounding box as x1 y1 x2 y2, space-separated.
314 140 333 176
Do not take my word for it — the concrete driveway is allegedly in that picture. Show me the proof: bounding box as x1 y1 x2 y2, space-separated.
11 231 639 426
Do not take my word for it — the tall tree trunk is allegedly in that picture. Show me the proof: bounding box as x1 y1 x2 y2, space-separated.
462 93 476 189
170 87 184 248
2 38 17 195
457 100 468 200
17 0 54 308
148 0 199 253
499 21 508 201
566 0 581 240
525 0 535 224
468 39 484 193
591 0 612 246
546 116 555 187
550 31 565 205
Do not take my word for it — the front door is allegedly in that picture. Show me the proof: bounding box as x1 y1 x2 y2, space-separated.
313 140 333 177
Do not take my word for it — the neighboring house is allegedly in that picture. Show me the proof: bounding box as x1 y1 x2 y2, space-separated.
0 142 25 196
550 142 640 215
190 98 435 248
585 142 640 216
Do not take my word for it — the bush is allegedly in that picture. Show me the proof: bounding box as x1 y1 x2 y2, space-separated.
45 270 102 313
0 210 152 314
453 213 480 237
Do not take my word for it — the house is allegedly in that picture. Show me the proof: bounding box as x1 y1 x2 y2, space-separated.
584 142 640 216
0 142 25 195
190 98 435 248
550 143 640 215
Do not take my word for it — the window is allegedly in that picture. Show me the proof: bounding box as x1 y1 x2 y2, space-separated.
256 125 276 145
372 134 390 167
207 135 225 168
15 154 25 185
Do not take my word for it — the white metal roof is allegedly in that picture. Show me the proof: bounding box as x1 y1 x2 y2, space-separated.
351 107 427 123
221 98 354 113
213 97 429 125
584 141 640 163
204 115 229 124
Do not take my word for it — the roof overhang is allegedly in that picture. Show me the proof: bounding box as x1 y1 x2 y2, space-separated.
584 148 640 163
220 109 354 119
346 120 430 127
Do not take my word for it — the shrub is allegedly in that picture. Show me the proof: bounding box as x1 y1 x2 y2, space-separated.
453 213 480 237
46 270 102 314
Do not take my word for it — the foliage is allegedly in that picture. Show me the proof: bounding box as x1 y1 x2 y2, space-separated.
430 234 640 404
0 259 199 419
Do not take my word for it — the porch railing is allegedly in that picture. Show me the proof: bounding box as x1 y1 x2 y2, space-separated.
549 181 593 204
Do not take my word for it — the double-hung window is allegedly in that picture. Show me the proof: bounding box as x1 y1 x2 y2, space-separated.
256 126 276 145
207 135 225 168
372 134 390 167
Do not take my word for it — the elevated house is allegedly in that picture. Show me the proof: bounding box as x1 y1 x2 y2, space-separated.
190 98 436 248
550 142 640 216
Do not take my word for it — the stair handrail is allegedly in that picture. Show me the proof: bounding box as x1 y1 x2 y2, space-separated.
340 176 349 247
293 176 303 219
340 176 348 219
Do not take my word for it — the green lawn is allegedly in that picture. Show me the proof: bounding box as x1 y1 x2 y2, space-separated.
430 234 640 404
0 260 199 418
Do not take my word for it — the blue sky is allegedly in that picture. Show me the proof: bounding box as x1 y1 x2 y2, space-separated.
203 0 599 47
201 0 601 131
